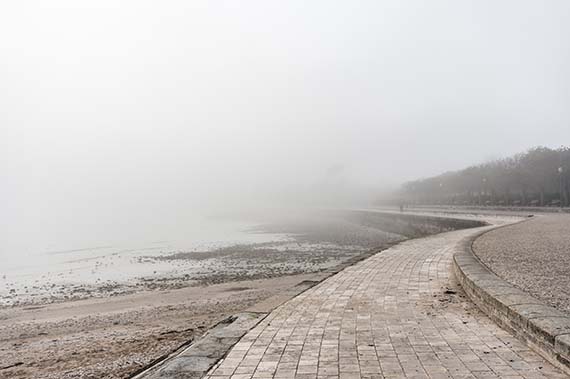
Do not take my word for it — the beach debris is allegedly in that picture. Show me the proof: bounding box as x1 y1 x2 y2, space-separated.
160 327 194 336
1 362 24 370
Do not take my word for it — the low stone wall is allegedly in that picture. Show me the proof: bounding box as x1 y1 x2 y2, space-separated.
413 204 570 214
345 210 487 238
453 226 570 375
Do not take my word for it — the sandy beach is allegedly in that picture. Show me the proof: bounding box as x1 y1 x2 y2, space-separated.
0 274 322 379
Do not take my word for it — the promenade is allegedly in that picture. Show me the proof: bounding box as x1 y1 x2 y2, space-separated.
205 218 567 379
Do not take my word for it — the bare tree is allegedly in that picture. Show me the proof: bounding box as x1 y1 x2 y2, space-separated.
400 146 569 207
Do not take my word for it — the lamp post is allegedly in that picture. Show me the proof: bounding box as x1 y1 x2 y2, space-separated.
482 177 487 206
559 166 564 208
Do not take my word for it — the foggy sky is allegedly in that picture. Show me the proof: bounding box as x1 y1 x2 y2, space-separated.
1 1 570 250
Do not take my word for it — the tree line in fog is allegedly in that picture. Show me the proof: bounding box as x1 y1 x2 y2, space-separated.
402 146 570 207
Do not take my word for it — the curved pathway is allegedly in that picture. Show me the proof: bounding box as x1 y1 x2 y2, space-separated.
206 219 568 379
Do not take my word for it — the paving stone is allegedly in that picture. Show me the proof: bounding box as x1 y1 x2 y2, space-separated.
205 220 568 379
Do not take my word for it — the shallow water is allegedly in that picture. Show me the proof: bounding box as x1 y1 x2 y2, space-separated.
0 217 289 306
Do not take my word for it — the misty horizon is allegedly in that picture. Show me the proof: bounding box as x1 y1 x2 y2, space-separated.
2 1 570 254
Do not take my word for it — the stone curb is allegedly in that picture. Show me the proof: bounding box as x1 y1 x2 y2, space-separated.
132 312 268 379
453 223 570 375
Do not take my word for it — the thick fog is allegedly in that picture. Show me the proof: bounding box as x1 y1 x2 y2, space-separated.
1 1 570 252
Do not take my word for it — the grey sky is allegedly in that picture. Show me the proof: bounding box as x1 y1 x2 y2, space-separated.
1 1 569 249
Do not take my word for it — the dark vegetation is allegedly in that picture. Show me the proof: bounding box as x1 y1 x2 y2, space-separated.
402 146 570 207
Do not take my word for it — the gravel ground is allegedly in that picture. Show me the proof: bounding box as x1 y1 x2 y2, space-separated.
473 214 570 315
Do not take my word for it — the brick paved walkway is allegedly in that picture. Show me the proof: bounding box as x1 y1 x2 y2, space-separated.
206 222 568 379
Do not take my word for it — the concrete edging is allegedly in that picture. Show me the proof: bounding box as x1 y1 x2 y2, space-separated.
132 312 268 379
453 223 570 375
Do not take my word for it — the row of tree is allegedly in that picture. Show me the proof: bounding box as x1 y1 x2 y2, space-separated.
401 146 570 207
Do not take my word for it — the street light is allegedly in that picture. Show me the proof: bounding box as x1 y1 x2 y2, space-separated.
559 166 564 209
481 177 487 206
